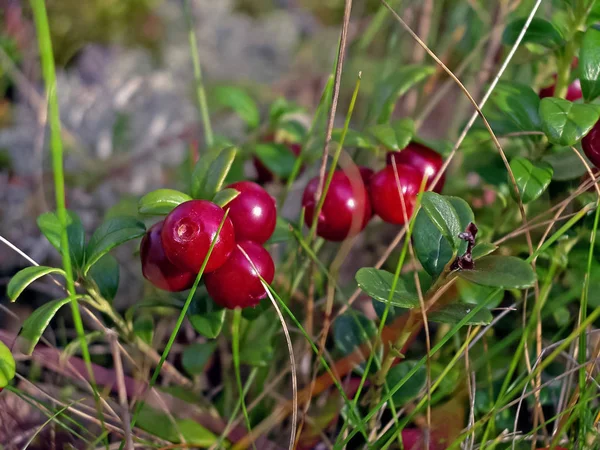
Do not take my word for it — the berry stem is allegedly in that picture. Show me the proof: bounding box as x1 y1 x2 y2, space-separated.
29 0 107 444
183 0 213 148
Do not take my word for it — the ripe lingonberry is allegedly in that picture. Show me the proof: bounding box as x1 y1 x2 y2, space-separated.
386 142 445 193
358 166 374 186
224 181 277 243
539 77 582 102
302 170 372 241
140 221 196 292
370 164 422 225
254 134 302 184
204 241 275 309
161 200 235 273
582 120 600 168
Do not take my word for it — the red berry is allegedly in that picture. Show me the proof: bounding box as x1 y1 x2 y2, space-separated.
302 170 372 241
254 134 302 184
204 241 275 309
358 166 374 186
582 120 600 168
140 221 196 292
224 181 277 244
386 142 445 193
161 200 235 273
370 165 422 225
539 77 582 102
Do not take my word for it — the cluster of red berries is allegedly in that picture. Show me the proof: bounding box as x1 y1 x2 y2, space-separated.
301 142 445 241
140 181 276 309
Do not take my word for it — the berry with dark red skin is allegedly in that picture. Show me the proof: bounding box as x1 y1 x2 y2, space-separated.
204 241 275 309
386 142 446 193
358 166 374 186
302 170 372 241
140 221 196 292
254 134 302 184
224 181 277 244
370 164 422 225
582 120 600 168
539 77 582 102
161 200 235 273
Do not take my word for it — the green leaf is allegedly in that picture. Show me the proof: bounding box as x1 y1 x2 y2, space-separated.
138 189 192 216
333 311 377 356
269 97 304 125
182 342 216 376
369 65 435 124
580 27 600 102
254 143 297 179
413 196 474 277
266 217 292 244
386 361 426 406
213 86 259 129
188 295 226 339
241 298 270 320
212 188 240 208
456 277 504 309
84 217 146 274
488 82 542 132
458 255 536 289
371 299 407 325
419 192 463 250
332 128 376 148
0 341 15 388
37 210 85 270
539 98 600 146
133 313 154 345
367 118 415 151
542 147 588 181
7 266 66 302
502 18 564 48
429 303 493 325
239 313 275 366
88 254 120 301
355 268 420 308
509 157 553 204
137 404 216 446
191 146 238 200
19 297 75 355
472 242 498 260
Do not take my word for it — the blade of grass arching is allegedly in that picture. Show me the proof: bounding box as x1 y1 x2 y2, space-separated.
308 73 362 242
183 0 213 147
22 401 82 450
28 0 107 444
124 212 230 449
211 368 258 450
232 308 256 450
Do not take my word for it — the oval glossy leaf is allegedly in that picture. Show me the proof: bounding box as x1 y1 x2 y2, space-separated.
254 143 297 179
333 311 377 356
0 341 15 388
138 189 191 216
84 217 146 274
88 254 120 301
580 27 600 102
19 297 75 355
413 196 474 277
456 277 504 309
472 242 498 260
540 98 600 146
542 147 588 181
509 157 553 204
37 210 85 270
191 146 238 200
213 86 259 129
502 18 564 48
8 266 66 302
369 65 435 124
332 128 376 149
368 118 415 151
428 303 493 325
182 342 216 376
489 82 541 132
188 295 225 339
212 188 240 208
386 361 426 407
355 268 420 308
420 192 464 250
458 255 536 289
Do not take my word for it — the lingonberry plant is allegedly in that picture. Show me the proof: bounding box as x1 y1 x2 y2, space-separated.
3 0 600 449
